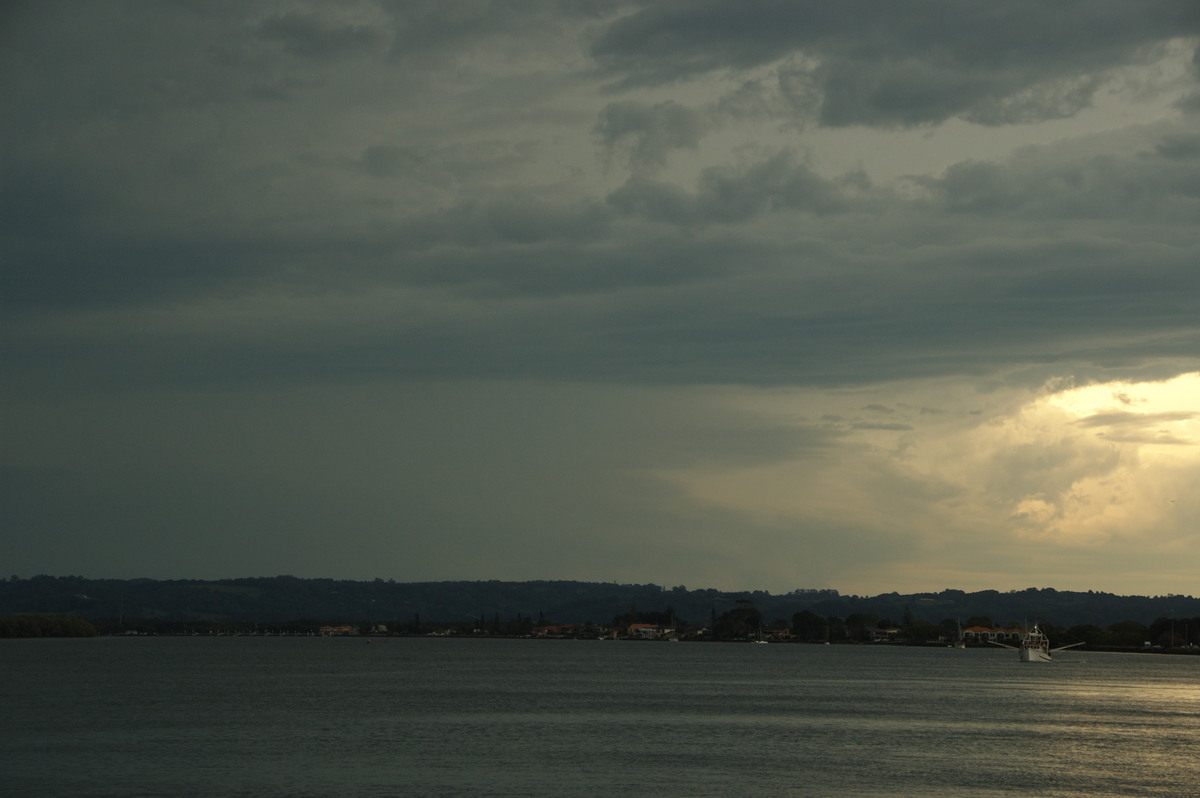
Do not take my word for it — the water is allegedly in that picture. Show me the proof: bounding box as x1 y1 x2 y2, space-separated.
2 637 1198 797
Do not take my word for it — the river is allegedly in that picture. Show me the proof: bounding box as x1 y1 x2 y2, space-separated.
3 636 1197 796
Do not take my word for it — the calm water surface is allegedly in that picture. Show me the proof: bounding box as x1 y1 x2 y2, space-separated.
2 637 1198 797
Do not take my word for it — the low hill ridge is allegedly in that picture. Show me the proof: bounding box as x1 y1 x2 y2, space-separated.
3 575 1197 629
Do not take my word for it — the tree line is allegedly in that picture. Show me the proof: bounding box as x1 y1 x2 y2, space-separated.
2 606 1196 650
0 614 98 637
785 609 1199 649
3 575 1198 635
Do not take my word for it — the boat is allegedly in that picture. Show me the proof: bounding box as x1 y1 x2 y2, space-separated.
989 623 1082 662
950 619 966 649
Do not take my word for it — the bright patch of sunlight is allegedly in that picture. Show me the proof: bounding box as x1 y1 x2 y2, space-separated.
1006 372 1200 544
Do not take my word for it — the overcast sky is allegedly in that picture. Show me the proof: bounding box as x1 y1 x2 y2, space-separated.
3 1 1199 596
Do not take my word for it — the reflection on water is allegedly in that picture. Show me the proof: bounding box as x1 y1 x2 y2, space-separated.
2 638 1197 797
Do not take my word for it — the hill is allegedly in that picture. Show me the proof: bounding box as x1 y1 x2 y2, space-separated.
2 575 1197 631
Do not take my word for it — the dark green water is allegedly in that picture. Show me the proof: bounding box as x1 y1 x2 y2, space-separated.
3 637 1197 796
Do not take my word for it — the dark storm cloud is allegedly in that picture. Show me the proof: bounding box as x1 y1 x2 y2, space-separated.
594 100 709 169
1156 133 1200 160
4 0 1200 591
606 150 848 224
927 141 1200 219
1174 91 1200 112
359 145 419 178
7 122 1199 395
256 13 386 60
592 0 1198 126
382 0 617 59
0 3 263 123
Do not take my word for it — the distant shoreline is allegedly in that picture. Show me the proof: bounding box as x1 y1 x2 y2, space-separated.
6 627 1199 655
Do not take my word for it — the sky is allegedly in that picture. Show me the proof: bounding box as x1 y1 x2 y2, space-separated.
3 1 1199 597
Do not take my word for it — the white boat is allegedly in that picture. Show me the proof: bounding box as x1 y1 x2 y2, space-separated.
990 623 1082 662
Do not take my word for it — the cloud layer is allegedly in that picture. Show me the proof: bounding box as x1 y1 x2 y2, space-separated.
2 1 1198 594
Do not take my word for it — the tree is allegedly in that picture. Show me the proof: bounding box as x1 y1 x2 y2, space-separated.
1065 625 1111 646
903 618 938 644
1108 620 1149 647
937 618 961 641
792 610 825 641
713 602 763 640
845 613 879 642
0 614 98 637
826 615 846 642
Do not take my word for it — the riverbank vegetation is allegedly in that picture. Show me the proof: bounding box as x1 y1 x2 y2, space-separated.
0 614 98 637
2 576 1197 649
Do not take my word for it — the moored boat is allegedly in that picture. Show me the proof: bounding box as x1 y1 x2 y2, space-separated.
1019 624 1053 662
990 622 1082 662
